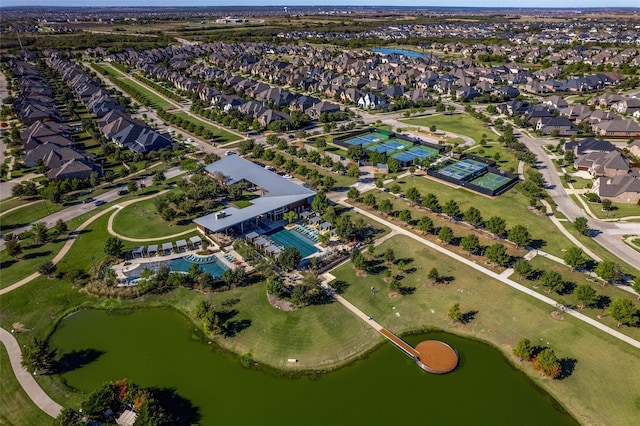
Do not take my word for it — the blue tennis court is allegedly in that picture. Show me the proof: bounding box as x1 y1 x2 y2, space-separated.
344 133 388 146
469 172 512 189
365 142 397 153
456 159 487 173
409 146 439 158
269 229 318 258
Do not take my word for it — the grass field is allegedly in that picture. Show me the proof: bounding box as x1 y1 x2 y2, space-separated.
331 235 640 426
0 345 54 425
110 197 196 240
464 143 519 173
0 200 64 234
400 113 493 144
172 112 241 144
577 197 640 220
97 64 175 110
390 174 575 257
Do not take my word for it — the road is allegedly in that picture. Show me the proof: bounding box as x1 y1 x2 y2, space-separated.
0 167 184 250
519 132 640 270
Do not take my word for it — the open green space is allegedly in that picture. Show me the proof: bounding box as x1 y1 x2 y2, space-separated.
0 200 64 234
391 174 574 257
0 345 53 426
331 235 640 426
111 197 196 240
464 143 519 173
172 112 241 144
400 113 493 143
566 176 592 190
0 198 40 213
577 196 640 220
96 64 174 110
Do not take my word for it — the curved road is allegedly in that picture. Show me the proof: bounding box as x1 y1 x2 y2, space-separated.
519 132 640 270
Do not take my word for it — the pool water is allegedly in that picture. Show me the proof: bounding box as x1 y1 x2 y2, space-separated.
171 257 228 278
269 229 318 258
372 47 429 58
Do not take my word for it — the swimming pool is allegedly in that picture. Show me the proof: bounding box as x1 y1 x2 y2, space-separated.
269 229 318 258
171 257 228 279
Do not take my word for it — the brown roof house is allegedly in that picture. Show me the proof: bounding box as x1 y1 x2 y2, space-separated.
594 174 640 204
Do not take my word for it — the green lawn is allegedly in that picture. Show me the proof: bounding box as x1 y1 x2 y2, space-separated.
97 64 175 110
0 200 64 234
464 143 519 174
390 174 575 257
0 198 40 212
0 345 54 425
172 112 241 144
110 197 196 240
567 176 592 190
400 113 494 143
331 235 640 426
577 196 640 220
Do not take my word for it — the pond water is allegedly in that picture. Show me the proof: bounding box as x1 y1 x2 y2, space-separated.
50 308 577 425
372 47 430 58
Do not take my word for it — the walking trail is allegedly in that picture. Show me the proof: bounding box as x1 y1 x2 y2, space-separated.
0 328 63 418
340 199 640 350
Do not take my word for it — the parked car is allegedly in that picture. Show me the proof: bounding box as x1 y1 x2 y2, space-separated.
94 200 106 206
83 198 94 204
225 150 236 156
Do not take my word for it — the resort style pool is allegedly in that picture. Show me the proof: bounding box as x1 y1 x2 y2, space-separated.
372 47 429 57
50 309 577 426
171 256 228 279
269 228 318 258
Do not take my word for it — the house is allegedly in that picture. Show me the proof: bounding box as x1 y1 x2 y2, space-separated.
629 140 640 157
536 116 578 136
307 101 340 119
357 93 388 110
577 150 631 177
542 95 569 110
592 119 640 138
594 175 640 204
613 98 640 115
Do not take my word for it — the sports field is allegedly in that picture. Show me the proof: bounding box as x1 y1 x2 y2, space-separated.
469 172 512 190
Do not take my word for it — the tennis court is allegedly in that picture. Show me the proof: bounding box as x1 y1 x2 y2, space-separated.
409 146 440 158
344 133 388 146
365 142 397 154
469 172 512 190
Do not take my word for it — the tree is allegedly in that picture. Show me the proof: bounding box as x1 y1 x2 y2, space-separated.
508 225 531 248
21 337 57 374
575 284 599 309
574 217 589 236
398 209 412 223
448 302 463 322
442 199 461 219
278 247 302 271
438 226 454 244
82 382 120 417
267 276 286 298
427 267 440 283
38 261 57 278
378 198 393 214
423 193 440 211
417 216 434 234
104 236 125 258
540 270 566 294
127 180 138 194
461 234 480 255
601 199 612 211
5 235 22 259
387 157 401 173
633 276 640 300
533 348 561 378
405 186 421 203
363 193 376 206
153 170 166 186
595 261 619 283
283 210 298 224
609 298 639 327
485 243 510 266
351 251 366 271
311 190 329 214
383 248 395 265
30 221 48 245
54 218 68 235
54 408 84 426
333 214 354 241
347 187 360 200
513 338 534 361
513 258 533 280
346 164 360 178
463 206 484 227
563 247 588 271
486 216 507 236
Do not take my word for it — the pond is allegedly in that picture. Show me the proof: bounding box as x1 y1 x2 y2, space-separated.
372 47 430 58
50 308 577 425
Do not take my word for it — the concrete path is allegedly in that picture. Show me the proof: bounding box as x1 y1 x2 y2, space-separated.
540 200 602 262
0 328 63 418
340 200 640 350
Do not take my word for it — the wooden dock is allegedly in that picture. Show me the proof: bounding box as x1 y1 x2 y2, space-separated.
379 328 419 358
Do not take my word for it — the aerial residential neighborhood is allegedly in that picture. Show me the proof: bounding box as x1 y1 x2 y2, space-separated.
0 4 639 426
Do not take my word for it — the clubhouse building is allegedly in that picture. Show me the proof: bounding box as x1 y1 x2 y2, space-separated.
194 155 316 237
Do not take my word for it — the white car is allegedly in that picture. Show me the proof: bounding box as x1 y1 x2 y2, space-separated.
283 174 293 179
225 150 236 156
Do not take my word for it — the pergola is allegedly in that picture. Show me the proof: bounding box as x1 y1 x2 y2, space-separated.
189 235 202 249
147 244 158 257
162 242 173 255
131 246 145 258
176 239 187 252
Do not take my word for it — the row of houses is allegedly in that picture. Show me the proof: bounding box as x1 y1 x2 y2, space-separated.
564 138 640 204
9 56 103 181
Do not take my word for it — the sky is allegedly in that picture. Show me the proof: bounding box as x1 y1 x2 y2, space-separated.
2 1 639 8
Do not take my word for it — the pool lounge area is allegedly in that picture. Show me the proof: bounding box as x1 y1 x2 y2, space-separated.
268 228 319 258
171 256 228 279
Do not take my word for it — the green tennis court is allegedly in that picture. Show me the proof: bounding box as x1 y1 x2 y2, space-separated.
469 172 512 190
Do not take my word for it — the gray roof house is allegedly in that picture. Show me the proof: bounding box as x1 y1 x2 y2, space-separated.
194 156 315 235
595 174 640 204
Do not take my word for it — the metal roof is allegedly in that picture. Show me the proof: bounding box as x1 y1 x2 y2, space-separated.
195 156 315 233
